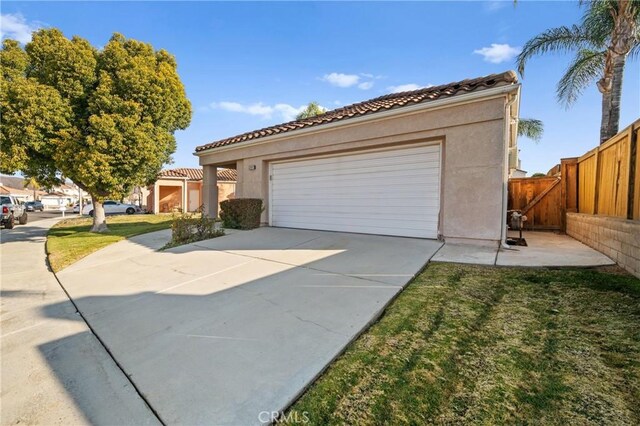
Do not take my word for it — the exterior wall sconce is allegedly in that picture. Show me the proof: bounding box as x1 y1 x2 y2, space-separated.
248 165 257 171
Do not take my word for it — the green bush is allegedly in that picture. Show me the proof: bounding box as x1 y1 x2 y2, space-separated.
219 198 263 230
164 207 224 249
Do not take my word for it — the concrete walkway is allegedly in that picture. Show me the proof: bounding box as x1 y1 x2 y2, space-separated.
0 219 159 426
431 230 615 267
56 227 442 425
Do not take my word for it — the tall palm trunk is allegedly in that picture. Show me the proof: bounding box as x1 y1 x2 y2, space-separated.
605 53 626 142
600 89 613 144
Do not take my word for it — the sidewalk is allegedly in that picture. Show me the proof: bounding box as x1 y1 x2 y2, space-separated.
0 218 159 425
431 230 615 267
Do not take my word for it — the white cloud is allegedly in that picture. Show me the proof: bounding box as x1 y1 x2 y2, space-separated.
386 83 433 93
321 72 361 88
210 101 326 122
387 84 422 93
483 1 508 12
320 72 378 90
473 43 521 64
0 13 42 44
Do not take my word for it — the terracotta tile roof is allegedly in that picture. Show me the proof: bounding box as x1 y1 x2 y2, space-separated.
0 185 31 195
196 71 518 152
158 167 237 182
216 168 237 182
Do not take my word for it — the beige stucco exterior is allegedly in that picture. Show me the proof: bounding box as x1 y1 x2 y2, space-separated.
197 87 519 244
147 177 235 214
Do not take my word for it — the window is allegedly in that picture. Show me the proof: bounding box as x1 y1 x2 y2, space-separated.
104 201 116 205
1 196 11 205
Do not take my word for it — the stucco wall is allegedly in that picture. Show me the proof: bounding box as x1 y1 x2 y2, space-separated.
566 212 640 278
159 186 182 212
199 97 509 243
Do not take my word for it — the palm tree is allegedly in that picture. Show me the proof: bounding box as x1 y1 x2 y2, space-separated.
518 118 544 141
517 0 639 144
296 102 326 120
23 176 41 201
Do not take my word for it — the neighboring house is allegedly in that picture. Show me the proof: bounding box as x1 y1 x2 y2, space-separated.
40 192 75 208
147 167 236 214
0 185 34 203
195 71 521 246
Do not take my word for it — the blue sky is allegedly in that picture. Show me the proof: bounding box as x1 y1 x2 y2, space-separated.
2 1 638 174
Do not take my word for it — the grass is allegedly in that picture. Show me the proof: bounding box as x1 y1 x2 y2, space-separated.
46 214 173 272
284 263 640 425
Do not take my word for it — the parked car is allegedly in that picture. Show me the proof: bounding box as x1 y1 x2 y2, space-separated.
82 200 141 216
24 201 44 212
1 195 28 229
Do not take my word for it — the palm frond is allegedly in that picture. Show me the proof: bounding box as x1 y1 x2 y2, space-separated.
581 0 615 46
557 49 606 107
517 118 544 142
517 25 594 76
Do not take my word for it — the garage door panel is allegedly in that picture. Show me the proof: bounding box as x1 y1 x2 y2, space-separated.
273 156 441 178
271 144 441 238
273 182 441 196
274 145 437 168
274 171 441 186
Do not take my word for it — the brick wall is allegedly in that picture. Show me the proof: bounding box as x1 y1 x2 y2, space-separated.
566 212 640 278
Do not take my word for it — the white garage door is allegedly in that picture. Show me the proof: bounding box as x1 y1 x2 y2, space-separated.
270 143 441 238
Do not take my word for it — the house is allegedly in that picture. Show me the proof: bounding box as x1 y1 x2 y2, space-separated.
147 167 237 214
195 71 521 246
0 185 34 203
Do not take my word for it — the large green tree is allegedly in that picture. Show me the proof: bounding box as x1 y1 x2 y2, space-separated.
0 30 191 231
517 0 639 144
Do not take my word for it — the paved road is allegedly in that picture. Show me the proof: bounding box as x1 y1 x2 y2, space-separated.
0 218 159 425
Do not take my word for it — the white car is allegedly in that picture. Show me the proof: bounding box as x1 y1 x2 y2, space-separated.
81 200 140 216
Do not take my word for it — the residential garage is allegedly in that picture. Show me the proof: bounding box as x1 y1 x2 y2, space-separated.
270 144 440 238
195 71 521 246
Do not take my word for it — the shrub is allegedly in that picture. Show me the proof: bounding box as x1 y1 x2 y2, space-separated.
164 207 224 249
219 198 263 230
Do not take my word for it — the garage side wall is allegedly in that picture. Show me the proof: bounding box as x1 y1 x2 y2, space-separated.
200 97 506 243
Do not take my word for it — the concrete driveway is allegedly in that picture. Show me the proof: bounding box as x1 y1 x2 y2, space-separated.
55 227 442 425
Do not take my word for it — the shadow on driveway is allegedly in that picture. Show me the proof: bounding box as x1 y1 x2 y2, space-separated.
47 227 442 425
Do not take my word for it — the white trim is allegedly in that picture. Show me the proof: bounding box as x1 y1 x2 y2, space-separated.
195 84 520 157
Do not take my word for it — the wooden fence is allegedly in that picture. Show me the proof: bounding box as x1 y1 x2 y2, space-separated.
508 118 639 231
566 119 640 221
508 177 562 230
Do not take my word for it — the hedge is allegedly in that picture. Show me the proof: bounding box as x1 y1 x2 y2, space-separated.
219 198 263 230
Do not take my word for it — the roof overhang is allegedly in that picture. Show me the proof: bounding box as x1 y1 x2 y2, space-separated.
195 83 521 157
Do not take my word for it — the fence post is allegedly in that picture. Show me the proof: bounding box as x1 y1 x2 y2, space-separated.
560 158 578 232
628 122 638 220
593 146 601 215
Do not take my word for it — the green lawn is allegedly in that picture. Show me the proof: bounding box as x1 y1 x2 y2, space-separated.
46 214 173 272
285 263 640 425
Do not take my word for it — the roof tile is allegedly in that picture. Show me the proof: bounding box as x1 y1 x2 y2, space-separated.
195 71 518 152
158 167 237 182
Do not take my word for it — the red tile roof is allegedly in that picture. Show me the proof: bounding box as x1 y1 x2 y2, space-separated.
158 168 237 182
216 168 237 182
196 71 518 152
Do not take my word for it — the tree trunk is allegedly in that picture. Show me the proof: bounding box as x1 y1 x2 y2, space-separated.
90 196 108 233
600 89 612 144
605 54 626 142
